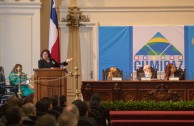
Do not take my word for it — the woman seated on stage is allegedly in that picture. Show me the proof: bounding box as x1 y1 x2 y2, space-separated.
107 67 117 80
38 49 73 68
164 63 178 80
9 64 34 97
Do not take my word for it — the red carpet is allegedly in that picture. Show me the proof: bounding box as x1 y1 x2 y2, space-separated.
110 111 194 126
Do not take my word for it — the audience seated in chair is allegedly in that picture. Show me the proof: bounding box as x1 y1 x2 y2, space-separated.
0 66 18 104
22 102 36 125
0 66 5 85
58 108 78 126
59 95 67 108
72 99 98 126
90 93 110 126
35 114 56 126
0 66 6 94
64 104 79 119
0 95 23 125
6 106 23 126
136 65 157 80
36 97 60 119
103 67 123 80
51 95 63 114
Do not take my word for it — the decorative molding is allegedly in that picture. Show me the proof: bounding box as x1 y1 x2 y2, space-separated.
0 0 39 3
0 11 38 15
82 81 194 101
122 90 136 101
142 84 182 101
60 6 194 12
61 7 90 27
59 22 97 28
0 2 41 15
188 89 194 101
0 2 41 9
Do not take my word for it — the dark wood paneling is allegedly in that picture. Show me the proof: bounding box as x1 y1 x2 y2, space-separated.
34 68 67 102
82 80 194 101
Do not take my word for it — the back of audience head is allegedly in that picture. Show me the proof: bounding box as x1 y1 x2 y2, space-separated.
6 106 23 125
90 100 100 107
23 95 34 104
90 93 100 102
59 95 67 107
90 93 101 106
5 95 23 111
58 110 78 126
35 114 56 126
36 97 52 113
64 104 79 119
22 102 35 116
51 95 58 108
72 100 88 117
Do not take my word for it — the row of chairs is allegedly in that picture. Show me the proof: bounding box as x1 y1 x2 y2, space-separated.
102 66 186 80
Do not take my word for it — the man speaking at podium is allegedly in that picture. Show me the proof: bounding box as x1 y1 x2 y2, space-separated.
38 49 73 68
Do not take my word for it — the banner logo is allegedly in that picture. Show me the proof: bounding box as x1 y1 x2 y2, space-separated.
134 32 183 71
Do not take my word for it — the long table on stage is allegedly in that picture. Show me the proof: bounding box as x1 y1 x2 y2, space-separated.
81 80 194 102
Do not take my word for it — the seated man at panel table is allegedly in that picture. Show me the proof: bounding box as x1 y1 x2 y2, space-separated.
137 65 153 80
143 65 152 78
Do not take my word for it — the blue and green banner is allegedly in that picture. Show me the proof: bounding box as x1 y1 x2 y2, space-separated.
99 26 194 80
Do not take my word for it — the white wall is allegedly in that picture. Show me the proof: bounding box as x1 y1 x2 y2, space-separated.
78 0 194 25
0 0 41 79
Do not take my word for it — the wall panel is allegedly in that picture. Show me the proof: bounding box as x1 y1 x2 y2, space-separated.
0 1 41 78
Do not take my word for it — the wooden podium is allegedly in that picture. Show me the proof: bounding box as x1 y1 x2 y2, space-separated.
33 68 67 102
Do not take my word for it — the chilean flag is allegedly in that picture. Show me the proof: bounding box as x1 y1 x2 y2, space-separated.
49 0 60 62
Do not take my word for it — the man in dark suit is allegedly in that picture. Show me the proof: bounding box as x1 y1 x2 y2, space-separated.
0 67 6 94
0 72 5 84
0 66 5 84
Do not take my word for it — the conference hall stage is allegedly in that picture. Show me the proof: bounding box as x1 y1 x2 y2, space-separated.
81 80 194 102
